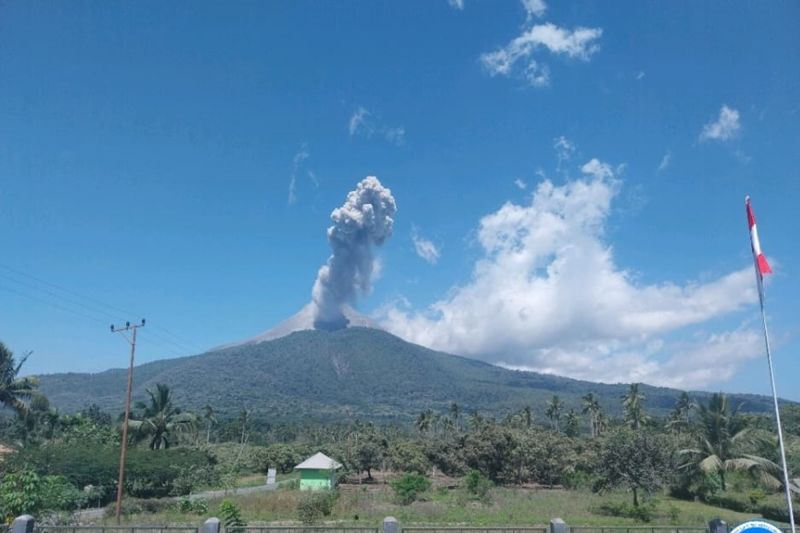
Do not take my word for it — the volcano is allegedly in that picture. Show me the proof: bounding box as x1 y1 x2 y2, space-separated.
215 303 381 350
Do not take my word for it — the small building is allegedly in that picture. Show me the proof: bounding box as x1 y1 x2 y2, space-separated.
294 452 342 490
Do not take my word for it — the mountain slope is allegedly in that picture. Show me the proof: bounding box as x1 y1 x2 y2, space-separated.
38 327 780 423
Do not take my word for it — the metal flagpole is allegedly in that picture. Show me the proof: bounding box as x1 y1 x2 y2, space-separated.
747 195 796 533
756 277 796 533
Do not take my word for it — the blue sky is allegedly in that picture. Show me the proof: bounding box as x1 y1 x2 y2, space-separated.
1 1 798 399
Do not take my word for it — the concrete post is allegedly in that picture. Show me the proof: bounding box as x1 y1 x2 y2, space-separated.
550 518 568 533
11 515 34 533
709 519 728 533
203 517 221 533
383 516 399 533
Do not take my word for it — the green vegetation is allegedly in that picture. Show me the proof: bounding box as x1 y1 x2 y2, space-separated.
129 384 197 449
0 341 38 418
1 335 799 528
36 328 780 422
391 473 431 505
296 490 339 523
219 499 247 532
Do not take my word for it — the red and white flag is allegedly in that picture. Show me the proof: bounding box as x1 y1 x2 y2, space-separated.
746 196 772 279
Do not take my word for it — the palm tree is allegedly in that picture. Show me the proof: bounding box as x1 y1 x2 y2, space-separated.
679 393 779 491
564 409 581 437
582 393 602 437
0 342 38 417
522 405 532 428
545 395 563 432
622 383 649 430
668 392 695 433
203 404 217 444
416 409 433 434
128 383 195 449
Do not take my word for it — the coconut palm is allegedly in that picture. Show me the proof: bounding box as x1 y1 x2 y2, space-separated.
416 408 434 434
582 392 602 437
202 403 217 444
622 383 649 430
668 392 695 433
129 383 195 449
679 393 780 491
545 395 563 432
0 342 38 417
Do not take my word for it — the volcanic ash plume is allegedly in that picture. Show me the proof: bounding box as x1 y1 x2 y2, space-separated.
311 176 397 331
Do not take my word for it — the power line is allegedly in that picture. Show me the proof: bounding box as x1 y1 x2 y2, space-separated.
0 276 198 356
0 263 203 354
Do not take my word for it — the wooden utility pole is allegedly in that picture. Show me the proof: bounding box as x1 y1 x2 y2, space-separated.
110 319 145 524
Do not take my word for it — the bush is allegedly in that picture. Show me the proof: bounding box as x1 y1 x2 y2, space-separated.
593 500 657 522
390 473 431 505
40 476 88 511
9 444 217 502
219 499 246 532
107 497 172 517
296 490 339 524
0 470 43 520
464 469 492 501
177 497 209 515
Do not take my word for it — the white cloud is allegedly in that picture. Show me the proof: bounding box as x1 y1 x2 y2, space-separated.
636 71 646 80
412 229 441 265
481 22 602 87
700 105 742 142
348 106 405 146
378 162 760 388
514 178 527 190
287 144 310 205
448 0 464 9
383 127 406 146
521 0 547 19
348 107 370 136
554 135 576 168
581 158 613 180
657 151 671 173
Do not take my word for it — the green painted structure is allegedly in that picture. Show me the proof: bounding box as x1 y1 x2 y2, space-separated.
295 452 342 491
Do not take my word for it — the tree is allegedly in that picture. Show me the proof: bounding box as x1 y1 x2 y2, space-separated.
679 393 780 491
387 439 430 474
128 383 195 449
449 402 461 430
354 438 384 480
582 393 602 438
522 406 532 428
564 409 581 438
546 395 563 432
596 429 673 507
416 409 433 434
622 383 649 430
203 404 217 444
667 392 695 434
0 342 38 417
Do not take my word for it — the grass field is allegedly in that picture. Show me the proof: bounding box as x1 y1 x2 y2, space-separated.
106 484 776 528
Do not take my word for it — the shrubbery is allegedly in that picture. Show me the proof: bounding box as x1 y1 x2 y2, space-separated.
592 500 658 522
0 470 88 520
218 499 246 532
176 497 209 515
390 473 431 505
7 444 217 503
296 490 339 524
464 469 492 501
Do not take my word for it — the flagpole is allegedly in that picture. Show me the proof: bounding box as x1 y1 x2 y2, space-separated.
756 266 796 533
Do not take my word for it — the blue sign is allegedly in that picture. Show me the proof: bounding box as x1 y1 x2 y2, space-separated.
730 520 784 533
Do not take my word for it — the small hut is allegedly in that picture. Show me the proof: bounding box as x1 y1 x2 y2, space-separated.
294 452 342 490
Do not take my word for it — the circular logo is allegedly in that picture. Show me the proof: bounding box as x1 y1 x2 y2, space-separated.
730 520 784 533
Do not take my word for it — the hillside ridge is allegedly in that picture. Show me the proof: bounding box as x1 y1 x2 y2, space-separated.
37 327 781 423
